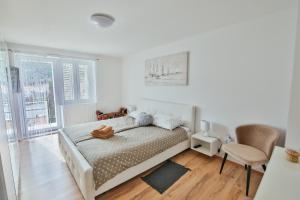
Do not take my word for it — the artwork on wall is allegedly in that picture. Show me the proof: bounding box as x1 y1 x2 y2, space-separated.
145 52 188 86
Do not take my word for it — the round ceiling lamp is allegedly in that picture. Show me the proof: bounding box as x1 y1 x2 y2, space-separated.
91 13 115 28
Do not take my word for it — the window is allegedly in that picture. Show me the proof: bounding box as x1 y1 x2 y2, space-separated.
63 63 74 101
78 64 89 100
10 52 96 138
14 52 96 107
61 58 95 104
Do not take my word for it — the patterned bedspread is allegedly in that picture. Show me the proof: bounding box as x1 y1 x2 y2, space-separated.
61 116 188 189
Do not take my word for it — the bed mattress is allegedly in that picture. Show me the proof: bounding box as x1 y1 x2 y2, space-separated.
61 117 188 189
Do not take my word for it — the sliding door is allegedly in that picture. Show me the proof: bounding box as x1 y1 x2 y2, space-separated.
15 54 60 138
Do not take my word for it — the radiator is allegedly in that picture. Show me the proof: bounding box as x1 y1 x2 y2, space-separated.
61 103 98 127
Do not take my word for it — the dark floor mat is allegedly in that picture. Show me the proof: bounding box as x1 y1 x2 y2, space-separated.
141 160 190 194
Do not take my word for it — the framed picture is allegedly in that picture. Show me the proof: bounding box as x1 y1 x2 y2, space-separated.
145 52 188 86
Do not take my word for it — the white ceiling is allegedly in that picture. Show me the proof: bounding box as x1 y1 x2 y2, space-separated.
0 0 296 57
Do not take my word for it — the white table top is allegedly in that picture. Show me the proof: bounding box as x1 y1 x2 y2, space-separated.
192 132 219 143
255 146 300 200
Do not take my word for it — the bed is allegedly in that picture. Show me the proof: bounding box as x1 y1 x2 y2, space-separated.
58 99 195 200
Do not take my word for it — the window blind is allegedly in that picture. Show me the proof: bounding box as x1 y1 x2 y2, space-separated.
78 64 89 100
63 63 74 101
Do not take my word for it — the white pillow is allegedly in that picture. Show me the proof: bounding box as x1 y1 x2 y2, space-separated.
152 113 183 130
135 112 153 126
128 110 140 119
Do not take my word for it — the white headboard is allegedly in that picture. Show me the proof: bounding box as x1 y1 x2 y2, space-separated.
137 98 196 133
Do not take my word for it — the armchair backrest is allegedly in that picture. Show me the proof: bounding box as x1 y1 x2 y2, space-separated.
236 124 280 159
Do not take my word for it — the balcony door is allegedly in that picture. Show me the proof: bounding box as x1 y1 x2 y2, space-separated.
15 54 60 138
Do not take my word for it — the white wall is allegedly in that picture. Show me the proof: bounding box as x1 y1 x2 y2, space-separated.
287 2 300 150
96 57 122 113
121 9 297 143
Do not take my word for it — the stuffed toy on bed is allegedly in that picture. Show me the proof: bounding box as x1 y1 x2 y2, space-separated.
96 107 128 121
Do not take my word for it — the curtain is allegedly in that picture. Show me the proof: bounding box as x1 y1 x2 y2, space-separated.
14 53 59 138
0 43 17 142
0 40 19 199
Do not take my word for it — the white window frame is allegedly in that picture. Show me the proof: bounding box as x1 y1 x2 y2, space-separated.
60 58 96 105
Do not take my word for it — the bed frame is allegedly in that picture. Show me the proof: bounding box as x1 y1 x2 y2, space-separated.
58 99 196 200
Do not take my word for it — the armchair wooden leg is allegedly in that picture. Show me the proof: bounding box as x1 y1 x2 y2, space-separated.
244 164 247 170
219 153 228 174
262 164 266 171
246 165 252 196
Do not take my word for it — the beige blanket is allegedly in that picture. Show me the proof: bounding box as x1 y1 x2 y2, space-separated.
62 117 188 190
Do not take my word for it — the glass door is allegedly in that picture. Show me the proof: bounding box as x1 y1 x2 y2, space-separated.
15 53 59 138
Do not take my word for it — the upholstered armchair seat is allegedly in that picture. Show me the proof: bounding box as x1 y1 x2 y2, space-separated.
222 143 268 166
219 124 280 196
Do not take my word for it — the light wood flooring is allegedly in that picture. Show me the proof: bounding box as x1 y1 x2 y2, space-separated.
20 134 263 200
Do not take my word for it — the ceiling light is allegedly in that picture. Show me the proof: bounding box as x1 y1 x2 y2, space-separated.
90 13 115 28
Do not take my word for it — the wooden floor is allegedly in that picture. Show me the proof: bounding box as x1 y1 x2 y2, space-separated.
20 134 263 200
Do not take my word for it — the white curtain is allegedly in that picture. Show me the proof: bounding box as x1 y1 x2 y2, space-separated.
0 40 19 200
0 42 17 142
14 53 59 138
